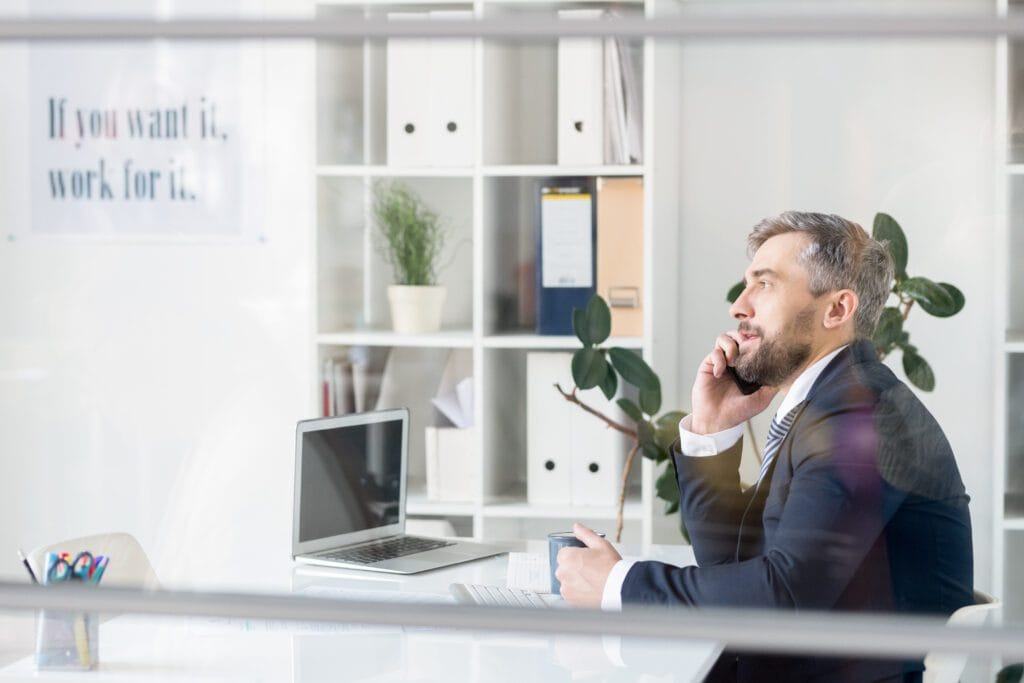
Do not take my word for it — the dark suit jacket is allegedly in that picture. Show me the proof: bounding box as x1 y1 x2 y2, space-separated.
620 340 974 682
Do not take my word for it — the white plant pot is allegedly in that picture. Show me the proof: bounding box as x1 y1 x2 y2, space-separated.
387 285 446 334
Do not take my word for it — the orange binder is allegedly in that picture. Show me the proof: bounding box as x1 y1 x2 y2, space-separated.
596 177 644 337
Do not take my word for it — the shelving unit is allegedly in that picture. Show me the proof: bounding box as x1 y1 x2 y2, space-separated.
997 0 1024 625
314 0 683 543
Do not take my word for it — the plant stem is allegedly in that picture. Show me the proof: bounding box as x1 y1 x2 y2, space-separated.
745 419 763 465
615 441 641 543
900 297 915 321
554 384 638 438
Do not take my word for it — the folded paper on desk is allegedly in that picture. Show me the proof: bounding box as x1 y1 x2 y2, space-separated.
506 552 551 594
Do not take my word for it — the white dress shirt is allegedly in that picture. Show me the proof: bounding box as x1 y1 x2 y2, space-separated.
599 345 848 611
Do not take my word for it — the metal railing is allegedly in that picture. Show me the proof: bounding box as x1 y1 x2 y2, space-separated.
0 14 1023 41
2 581 1023 661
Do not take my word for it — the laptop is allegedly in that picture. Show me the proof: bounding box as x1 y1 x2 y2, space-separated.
292 408 506 574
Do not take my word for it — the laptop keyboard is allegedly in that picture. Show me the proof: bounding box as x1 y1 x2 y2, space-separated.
320 536 454 565
449 583 550 608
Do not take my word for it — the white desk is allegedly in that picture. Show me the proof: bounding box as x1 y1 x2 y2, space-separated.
0 541 721 682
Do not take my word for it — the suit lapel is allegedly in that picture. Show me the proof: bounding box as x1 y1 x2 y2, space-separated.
729 342 865 561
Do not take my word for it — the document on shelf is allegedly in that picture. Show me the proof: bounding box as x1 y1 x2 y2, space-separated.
541 191 593 288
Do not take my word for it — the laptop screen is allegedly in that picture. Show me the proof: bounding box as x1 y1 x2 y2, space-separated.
298 416 404 543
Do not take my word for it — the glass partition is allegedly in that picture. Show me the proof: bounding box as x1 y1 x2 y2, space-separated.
0 3 1022 681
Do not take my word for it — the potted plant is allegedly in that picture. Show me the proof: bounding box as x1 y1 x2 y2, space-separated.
373 181 448 334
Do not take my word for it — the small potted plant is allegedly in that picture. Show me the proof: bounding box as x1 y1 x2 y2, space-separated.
373 180 448 334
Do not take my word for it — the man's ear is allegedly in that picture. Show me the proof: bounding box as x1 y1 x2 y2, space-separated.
823 289 858 330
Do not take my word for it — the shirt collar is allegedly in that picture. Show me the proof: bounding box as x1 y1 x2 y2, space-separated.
775 345 848 421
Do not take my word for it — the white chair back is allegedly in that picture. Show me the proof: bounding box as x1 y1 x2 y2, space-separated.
923 590 1000 683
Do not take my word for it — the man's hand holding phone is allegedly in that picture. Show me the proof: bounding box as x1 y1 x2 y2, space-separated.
689 331 776 435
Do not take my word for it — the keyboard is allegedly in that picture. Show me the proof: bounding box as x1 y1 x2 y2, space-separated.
449 582 550 608
319 536 454 565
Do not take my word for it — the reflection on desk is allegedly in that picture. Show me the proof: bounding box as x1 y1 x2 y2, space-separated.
1 540 719 682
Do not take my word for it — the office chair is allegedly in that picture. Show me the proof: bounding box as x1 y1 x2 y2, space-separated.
26 532 160 589
922 590 1000 683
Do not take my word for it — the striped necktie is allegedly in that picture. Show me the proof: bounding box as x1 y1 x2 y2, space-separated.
755 402 804 486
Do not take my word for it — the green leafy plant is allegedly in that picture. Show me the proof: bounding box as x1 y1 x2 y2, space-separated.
556 296 686 541
867 213 965 390
725 212 966 392
372 181 446 286
997 663 1024 683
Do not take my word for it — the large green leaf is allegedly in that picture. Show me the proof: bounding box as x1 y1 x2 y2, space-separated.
572 296 612 347
598 366 618 401
656 410 688 429
902 276 955 316
608 347 659 392
873 213 908 279
726 280 745 304
932 282 965 317
996 663 1023 683
585 295 612 346
903 350 935 392
617 398 644 422
572 308 591 346
571 348 608 390
655 464 680 511
637 421 666 460
873 307 903 350
655 411 686 451
639 384 662 416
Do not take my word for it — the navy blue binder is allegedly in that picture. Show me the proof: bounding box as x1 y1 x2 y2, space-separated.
536 181 596 335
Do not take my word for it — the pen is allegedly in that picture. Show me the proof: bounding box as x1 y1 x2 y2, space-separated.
16 549 38 584
72 614 91 668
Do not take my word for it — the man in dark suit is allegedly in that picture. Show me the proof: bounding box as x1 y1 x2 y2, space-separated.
555 211 974 682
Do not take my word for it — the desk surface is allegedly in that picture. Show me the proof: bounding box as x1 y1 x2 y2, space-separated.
0 540 720 682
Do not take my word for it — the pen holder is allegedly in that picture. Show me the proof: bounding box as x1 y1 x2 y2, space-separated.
34 609 98 671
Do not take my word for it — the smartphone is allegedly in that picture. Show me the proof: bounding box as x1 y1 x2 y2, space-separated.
726 366 763 395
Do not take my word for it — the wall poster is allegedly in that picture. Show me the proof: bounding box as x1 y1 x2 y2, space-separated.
29 40 266 240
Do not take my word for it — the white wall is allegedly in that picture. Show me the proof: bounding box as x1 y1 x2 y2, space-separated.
659 36 996 587
0 1 315 591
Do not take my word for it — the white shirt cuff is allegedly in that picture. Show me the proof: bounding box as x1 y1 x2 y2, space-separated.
600 559 637 612
677 414 743 457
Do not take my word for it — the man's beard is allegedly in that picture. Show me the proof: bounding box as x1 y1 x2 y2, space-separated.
735 307 815 387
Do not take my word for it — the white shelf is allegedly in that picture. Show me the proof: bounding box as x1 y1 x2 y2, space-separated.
317 165 474 178
314 3 670 545
319 0 472 5
1006 330 1024 352
316 164 645 178
407 491 476 517
483 495 643 521
317 330 475 348
1005 518 1024 531
482 334 643 349
1006 163 1024 174
481 165 645 177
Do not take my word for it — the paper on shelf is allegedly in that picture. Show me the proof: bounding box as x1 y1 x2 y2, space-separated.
454 377 474 424
431 349 474 428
